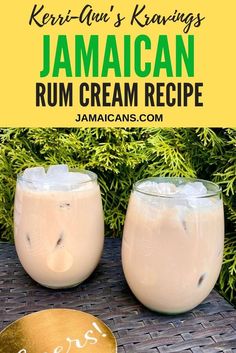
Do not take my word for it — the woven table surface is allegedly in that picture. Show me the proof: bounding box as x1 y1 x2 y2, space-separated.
0 238 236 353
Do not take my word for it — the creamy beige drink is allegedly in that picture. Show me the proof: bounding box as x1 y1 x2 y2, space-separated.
14 165 104 288
122 177 224 314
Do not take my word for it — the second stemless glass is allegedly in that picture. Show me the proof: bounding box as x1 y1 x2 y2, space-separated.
14 168 104 289
122 177 224 314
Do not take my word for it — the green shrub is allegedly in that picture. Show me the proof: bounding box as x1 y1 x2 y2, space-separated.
0 128 235 304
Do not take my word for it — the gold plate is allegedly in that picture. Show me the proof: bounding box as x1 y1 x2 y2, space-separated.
0 309 117 353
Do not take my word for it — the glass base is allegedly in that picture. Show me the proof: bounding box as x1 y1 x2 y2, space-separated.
39 281 82 290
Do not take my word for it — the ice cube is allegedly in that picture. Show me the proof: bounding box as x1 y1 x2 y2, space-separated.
45 173 69 191
47 164 69 176
23 167 46 180
156 182 177 195
177 182 207 196
63 172 92 190
45 171 92 191
67 172 91 184
188 198 213 209
138 181 177 195
23 165 92 191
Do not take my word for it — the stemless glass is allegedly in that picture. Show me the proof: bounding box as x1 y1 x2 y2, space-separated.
122 177 224 314
14 168 104 289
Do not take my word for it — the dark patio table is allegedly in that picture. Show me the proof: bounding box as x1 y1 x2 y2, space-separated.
0 238 236 352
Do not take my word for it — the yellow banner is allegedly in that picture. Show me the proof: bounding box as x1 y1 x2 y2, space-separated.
1 1 235 127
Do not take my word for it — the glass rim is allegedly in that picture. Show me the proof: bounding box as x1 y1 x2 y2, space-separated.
17 168 97 187
133 177 222 199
